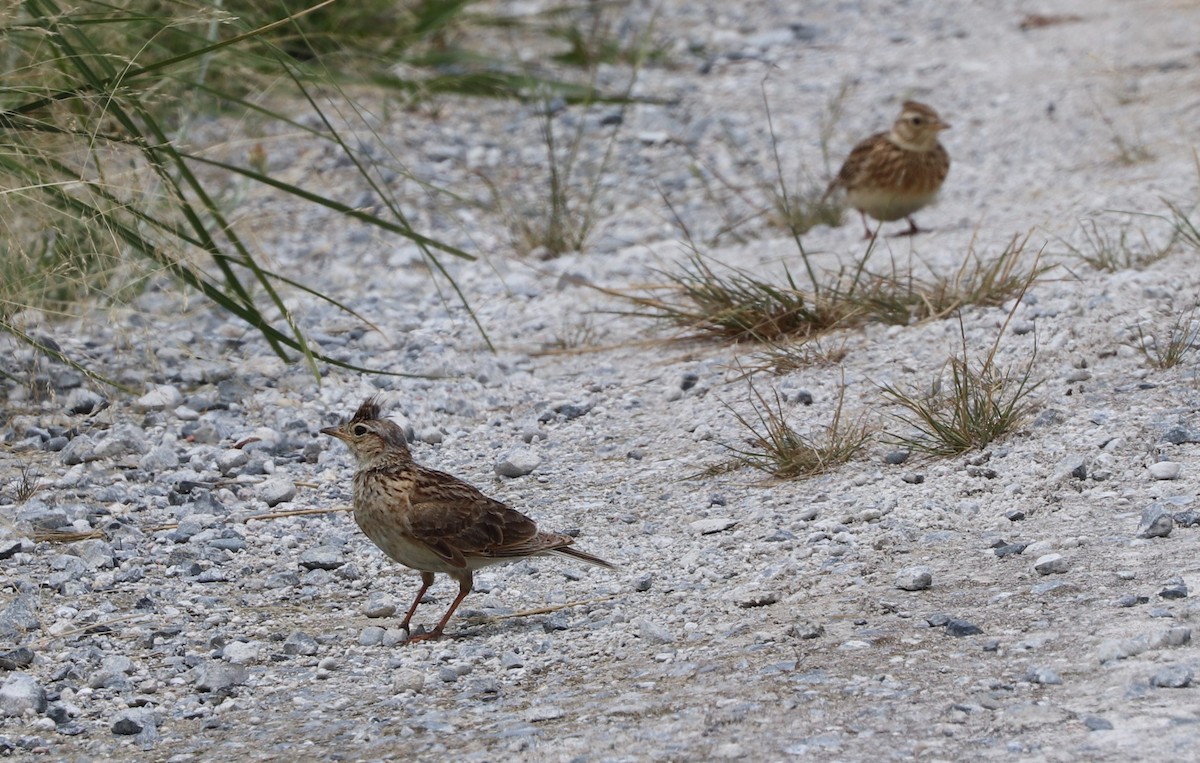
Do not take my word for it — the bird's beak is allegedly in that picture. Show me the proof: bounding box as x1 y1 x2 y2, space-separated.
320 426 345 440
937 120 951 130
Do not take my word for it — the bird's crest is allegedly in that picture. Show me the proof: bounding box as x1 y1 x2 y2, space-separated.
350 396 383 424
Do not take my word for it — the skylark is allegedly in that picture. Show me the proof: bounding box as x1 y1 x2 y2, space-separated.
824 100 951 238
321 397 614 643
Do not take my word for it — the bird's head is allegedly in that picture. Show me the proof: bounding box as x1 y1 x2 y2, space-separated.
889 101 950 151
321 396 411 466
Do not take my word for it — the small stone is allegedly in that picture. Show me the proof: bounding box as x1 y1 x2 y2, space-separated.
995 542 1028 558
1148 461 1182 480
689 518 738 535
282 631 318 656
1167 627 1192 646
527 705 565 722
883 450 910 465
0 648 35 671
1150 665 1193 688
135 384 183 410
362 592 397 618
0 596 40 639
1025 667 1062 685
111 708 156 736
736 591 779 608
1034 553 1069 575
500 652 525 670
901 472 924 484
194 662 247 693
1137 505 1174 538
66 388 106 415
391 669 425 693
222 641 260 665
1084 716 1113 731
894 565 932 591
1159 578 1188 600
1005 509 1026 521
1174 510 1200 527
633 573 653 592
358 626 385 646
298 545 345 571
786 621 825 640
138 444 179 472
0 673 47 717
680 372 699 391
258 478 296 507
215 449 250 475
945 618 984 637
635 618 674 645
495 447 541 478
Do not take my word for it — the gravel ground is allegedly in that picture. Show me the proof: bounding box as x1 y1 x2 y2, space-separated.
4 1 1200 760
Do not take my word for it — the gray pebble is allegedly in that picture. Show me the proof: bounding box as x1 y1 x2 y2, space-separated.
1025 667 1062 685
1137 504 1174 538
894 565 933 591
358 626 385 646
1148 461 1182 480
257 478 296 507
111 708 157 736
282 631 318 656
0 673 47 717
392 668 425 693
0 596 40 639
195 662 247 693
500 652 525 670
362 592 398 618
1034 554 1069 575
995 542 1028 558
495 446 541 478
901 472 924 484
135 384 183 410
298 545 345 571
633 573 653 592
65 388 106 415
787 621 825 640
1084 715 1114 731
222 641 260 665
690 518 738 534
883 450 910 465
1159 578 1188 600
139 444 179 472
216 449 250 475
1149 665 1193 688
635 617 675 644
945 618 983 637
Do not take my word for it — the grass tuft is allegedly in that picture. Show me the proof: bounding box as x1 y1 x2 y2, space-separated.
715 375 872 479
881 319 1041 456
1133 305 1200 370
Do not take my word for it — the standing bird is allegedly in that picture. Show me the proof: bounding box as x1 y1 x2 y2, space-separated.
824 100 951 239
321 397 614 643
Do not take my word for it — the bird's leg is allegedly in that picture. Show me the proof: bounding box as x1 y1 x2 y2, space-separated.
860 212 878 241
890 217 922 237
406 572 473 644
398 571 435 632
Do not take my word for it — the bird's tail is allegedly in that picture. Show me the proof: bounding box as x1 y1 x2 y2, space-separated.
552 545 616 570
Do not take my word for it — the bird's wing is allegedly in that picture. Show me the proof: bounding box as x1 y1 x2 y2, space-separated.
404 466 543 567
828 131 889 193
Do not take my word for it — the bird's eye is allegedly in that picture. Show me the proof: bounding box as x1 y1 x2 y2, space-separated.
351 424 369 437
910 116 924 125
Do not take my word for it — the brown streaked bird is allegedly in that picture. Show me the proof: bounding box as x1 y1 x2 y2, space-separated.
321 396 614 643
823 100 951 239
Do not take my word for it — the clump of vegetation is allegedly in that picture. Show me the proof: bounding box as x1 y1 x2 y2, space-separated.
714 376 871 479
881 322 1041 456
